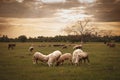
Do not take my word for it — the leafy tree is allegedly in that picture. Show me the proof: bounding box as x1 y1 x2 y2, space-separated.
0 35 9 42
18 35 27 42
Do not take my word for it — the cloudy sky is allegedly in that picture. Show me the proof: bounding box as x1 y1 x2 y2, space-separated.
0 0 120 38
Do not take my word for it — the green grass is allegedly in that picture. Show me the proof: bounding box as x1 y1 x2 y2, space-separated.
0 42 120 80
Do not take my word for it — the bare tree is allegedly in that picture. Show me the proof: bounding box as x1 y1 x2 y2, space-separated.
63 26 74 35
63 18 96 44
99 30 113 42
102 30 112 37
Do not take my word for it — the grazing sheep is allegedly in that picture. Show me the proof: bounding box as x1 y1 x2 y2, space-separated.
73 44 82 50
33 52 48 64
8 44 16 50
78 52 90 64
53 44 65 47
106 42 116 48
38 45 46 47
72 49 90 66
109 43 116 47
62 45 67 49
56 53 72 66
72 49 83 65
47 50 62 67
107 43 116 48
28 46 34 53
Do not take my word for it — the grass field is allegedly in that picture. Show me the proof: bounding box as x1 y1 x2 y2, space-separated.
0 42 120 80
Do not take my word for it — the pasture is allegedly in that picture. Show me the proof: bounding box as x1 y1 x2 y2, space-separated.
0 42 120 80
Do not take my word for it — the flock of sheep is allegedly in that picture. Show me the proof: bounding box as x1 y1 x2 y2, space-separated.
8 42 116 67
29 45 90 67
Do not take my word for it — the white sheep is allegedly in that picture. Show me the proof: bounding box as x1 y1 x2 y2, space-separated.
56 53 72 66
33 52 48 64
72 49 83 64
28 46 34 53
47 50 62 67
72 49 90 65
78 52 90 64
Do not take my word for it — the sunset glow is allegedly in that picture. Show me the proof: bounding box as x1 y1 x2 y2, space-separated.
78 0 96 3
0 0 120 38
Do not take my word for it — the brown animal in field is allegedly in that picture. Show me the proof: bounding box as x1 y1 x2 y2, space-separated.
106 42 116 48
8 44 16 50
53 44 65 47
109 43 116 48
62 45 67 49
73 44 82 50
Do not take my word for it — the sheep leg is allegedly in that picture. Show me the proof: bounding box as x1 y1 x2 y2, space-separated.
79 59 82 64
87 57 90 63
55 61 60 66
11 46 13 50
61 60 64 65
75 63 78 66
34 58 38 64
83 58 86 63
36 59 38 64
33 57 37 64
48 62 52 67
78 60 82 66
70 59 73 65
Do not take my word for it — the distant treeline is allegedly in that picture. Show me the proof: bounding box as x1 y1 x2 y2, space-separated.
0 35 120 42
